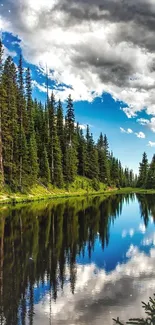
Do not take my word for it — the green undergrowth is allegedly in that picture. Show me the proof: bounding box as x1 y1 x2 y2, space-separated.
0 178 155 205
0 176 108 205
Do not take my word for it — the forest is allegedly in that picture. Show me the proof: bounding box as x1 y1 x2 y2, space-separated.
0 39 137 193
0 39 155 193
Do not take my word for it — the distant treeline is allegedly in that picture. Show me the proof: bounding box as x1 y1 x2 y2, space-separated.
0 39 136 191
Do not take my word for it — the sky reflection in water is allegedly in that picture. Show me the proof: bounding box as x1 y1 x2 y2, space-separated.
0 194 155 325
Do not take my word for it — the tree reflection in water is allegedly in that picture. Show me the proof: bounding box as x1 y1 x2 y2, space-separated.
0 193 154 325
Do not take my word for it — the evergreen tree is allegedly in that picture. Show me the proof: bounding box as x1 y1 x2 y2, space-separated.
64 95 77 183
39 145 50 185
77 128 87 177
2 57 18 187
25 67 38 184
146 154 155 189
137 152 149 188
57 99 64 153
65 94 75 145
48 92 55 182
97 133 110 184
17 54 27 190
0 40 4 186
87 133 99 179
48 93 63 186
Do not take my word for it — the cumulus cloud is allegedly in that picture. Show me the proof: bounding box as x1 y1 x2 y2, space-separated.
2 0 155 114
139 223 146 234
142 232 155 246
3 45 16 60
120 127 133 134
74 122 87 130
122 228 135 238
120 128 145 139
148 141 155 147
135 131 146 138
138 117 155 132
121 107 137 119
31 245 155 325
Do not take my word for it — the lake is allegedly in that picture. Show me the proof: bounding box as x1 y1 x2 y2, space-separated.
0 193 155 325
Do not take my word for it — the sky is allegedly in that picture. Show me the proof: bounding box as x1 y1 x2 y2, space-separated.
1 0 155 173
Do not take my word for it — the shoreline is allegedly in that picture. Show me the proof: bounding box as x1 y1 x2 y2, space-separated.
0 187 155 206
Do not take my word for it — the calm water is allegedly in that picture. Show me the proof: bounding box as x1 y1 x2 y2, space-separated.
0 194 155 325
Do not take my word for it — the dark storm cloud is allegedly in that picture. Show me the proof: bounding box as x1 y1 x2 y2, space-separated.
52 0 155 52
73 44 134 87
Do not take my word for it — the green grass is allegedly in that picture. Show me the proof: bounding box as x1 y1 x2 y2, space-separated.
0 178 155 205
111 187 155 194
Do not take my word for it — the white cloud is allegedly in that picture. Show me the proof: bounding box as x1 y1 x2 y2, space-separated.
120 128 145 139
122 229 127 238
139 223 146 234
142 232 155 246
74 122 87 130
121 107 137 119
122 229 135 238
138 117 155 133
135 131 146 139
120 127 133 134
137 118 149 126
129 228 134 237
148 141 155 147
3 45 16 60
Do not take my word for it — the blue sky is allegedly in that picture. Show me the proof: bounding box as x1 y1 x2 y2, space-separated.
1 0 155 173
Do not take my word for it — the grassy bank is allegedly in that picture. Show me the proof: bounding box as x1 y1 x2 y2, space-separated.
0 177 155 205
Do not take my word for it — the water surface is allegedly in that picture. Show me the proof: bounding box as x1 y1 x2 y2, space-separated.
0 193 155 324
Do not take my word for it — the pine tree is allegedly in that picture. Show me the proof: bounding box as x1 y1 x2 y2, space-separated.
64 95 77 183
40 145 50 185
17 54 26 190
137 152 149 188
146 154 155 189
77 128 87 177
25 67 38 184
87 133 99 179
53 124 63 188
97 133 110 184
85 124 91 177
65 94 75 145
48 93 63 186
57 99 64 154
0 40 4 186
48 92 55 183
2 57 18 187
103 134 109 158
